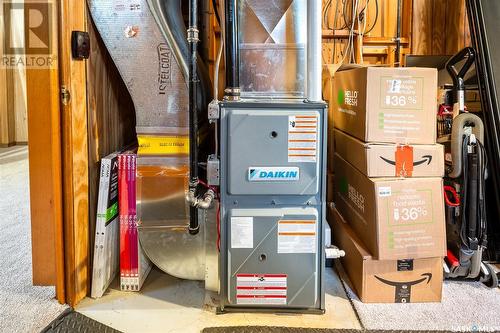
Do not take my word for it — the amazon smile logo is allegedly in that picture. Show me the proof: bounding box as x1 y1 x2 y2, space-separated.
375 273 432 303
380 155 433 166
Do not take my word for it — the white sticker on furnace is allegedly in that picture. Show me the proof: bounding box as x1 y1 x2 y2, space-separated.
288 115 318 163
236 274 287 305
277 220 317 254
231 217 253 249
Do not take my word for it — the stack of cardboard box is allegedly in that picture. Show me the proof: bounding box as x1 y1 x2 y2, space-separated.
329 66 446 303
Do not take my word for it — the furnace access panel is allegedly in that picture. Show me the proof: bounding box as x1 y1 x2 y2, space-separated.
218 101 327 313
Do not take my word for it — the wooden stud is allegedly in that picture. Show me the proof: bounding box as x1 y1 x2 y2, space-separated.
432 0 447 55
58 0 89 307
22 0 65 303
445 0 466 54
0 3 15 147
412 0 434 55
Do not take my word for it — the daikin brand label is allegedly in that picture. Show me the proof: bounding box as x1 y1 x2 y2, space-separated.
236 274 287 305
248 167 300 182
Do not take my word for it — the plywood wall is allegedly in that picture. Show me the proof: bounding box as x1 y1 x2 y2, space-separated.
412 0 471 55
322 0 412 66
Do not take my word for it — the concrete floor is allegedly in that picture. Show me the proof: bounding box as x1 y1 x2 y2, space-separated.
77 267 361 333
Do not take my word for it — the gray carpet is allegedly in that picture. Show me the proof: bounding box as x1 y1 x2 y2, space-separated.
336 262 500 332
0 146 68 333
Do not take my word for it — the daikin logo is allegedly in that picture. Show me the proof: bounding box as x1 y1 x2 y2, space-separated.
248 167 300 182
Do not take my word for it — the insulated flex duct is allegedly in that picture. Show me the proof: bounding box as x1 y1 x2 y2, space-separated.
87 0 188 135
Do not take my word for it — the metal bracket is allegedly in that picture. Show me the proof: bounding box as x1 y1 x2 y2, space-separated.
61 86 71 106
71 31 90 60
207 154 220 186
187 27 199 42
208 100 220 121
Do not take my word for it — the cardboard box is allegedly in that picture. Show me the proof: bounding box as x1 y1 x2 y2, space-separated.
333 153 446 260
330 207 443 303
332 66 438 144
334 129 445 177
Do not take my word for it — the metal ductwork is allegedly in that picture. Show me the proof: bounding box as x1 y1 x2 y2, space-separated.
87 0 216 286
231 0 322 100
237 0 307 99
307 0 323 102
87 0 188 135
88 0 324 298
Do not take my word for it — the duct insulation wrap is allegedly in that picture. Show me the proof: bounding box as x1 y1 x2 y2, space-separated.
87 0 216 285
238 0 307 98
88 0 188 135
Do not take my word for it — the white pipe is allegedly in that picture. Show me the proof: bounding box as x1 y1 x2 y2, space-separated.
307 0 323 102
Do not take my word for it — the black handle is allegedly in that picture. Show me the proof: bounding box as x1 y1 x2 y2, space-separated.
446 47 476 91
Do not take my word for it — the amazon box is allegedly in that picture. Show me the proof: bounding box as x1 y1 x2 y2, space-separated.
334 129 444 177
333 66 438 144
333 153 446 260
330 207 443 303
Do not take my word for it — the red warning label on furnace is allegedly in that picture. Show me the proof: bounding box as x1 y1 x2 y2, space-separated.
236 274 287 305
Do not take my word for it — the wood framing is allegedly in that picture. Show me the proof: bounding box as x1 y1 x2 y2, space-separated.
1 2 28 146
0 3 15 147
58 0 90 306
412 0 471 55
321 0 412 66
24 3 66 302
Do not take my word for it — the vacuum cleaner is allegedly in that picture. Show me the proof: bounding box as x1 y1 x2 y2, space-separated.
440 47 498 287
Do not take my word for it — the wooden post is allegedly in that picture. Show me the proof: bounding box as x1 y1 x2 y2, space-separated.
58 0 89 306
0 4 15 147
24 0 66 303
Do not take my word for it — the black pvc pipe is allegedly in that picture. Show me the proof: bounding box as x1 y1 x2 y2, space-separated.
224 0 240 98
188 0 199 234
